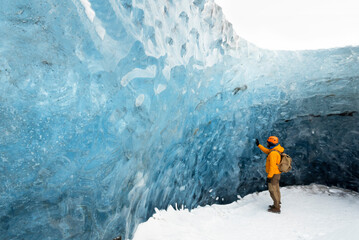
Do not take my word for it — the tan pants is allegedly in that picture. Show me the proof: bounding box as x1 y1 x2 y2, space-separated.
268 174 281 209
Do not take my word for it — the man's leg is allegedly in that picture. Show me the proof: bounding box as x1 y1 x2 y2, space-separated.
271 174 281 209
278 180 281 205
268 180 275 206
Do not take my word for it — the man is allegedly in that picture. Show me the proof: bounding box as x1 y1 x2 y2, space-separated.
256 136 284 213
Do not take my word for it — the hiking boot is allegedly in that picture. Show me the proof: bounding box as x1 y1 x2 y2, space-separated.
268 207 281 214
268 202 281 209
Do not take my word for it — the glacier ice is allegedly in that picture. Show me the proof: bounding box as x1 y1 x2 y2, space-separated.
0 0 358 239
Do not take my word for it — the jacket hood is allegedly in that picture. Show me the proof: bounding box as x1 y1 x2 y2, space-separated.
272 144 284 153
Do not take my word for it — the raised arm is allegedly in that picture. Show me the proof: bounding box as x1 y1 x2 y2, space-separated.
258 144 270 154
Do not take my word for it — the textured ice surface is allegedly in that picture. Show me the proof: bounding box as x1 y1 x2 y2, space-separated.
0 0 358 239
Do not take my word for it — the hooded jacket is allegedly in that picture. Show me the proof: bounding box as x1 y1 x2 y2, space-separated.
258 144 285 178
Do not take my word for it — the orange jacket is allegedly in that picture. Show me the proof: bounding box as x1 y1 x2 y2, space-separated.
258 144 284 178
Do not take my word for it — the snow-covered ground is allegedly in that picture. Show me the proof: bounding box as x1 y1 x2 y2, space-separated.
133 184 359 240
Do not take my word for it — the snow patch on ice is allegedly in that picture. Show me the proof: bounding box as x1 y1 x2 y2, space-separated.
78 0 107 40
121 66 157 87
154 84 167 95
79 0 95 22
136 94 145 107
95 24 106 40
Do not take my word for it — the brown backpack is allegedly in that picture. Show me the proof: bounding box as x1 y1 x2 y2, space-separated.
271 150 292 173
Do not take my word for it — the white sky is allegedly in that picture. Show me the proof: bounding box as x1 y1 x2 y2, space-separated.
214 0 359 50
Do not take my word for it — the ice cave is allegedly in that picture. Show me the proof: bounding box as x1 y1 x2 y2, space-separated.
0 0 358 239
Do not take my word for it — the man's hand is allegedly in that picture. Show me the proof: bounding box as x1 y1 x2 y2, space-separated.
255 139 259 146
266 178 271 184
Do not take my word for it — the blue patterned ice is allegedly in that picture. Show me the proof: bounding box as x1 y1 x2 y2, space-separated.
0 0 358 239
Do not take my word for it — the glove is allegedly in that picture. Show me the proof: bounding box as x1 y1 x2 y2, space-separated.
255 139 259 146
266 178 271 184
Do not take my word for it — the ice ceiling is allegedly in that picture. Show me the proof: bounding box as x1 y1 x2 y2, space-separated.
0 0 358 239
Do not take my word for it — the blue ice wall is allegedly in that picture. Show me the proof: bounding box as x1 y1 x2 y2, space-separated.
1 0 359 239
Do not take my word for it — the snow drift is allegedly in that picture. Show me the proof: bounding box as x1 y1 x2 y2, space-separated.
134 184 359 240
